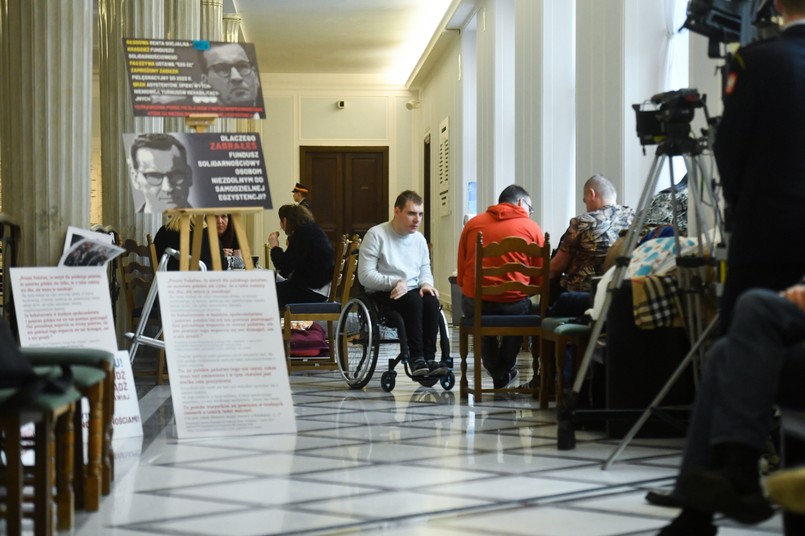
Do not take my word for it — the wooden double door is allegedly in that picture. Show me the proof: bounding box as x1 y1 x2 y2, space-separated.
300 146 389 243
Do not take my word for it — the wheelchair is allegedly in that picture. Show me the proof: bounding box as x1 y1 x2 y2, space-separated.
334 293 455 392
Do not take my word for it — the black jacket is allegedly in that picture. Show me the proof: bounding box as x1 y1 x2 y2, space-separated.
270 222 334 289
715 25 805 264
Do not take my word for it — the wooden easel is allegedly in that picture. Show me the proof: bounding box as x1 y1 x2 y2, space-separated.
165 114 260 271
164 207 261 270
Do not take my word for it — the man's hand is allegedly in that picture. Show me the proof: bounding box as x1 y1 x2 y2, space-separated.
782 285 805 312
390 279 407 300
420 283 438 298
267 232 280 249
222 248 234 257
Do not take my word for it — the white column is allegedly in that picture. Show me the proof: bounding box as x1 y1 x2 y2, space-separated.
165 0 201 134
98 0 165 243
475 0 515 208
0 0 93 265
576 0 690 211
515 0 576 240
201 0 223 41
200 0 223 134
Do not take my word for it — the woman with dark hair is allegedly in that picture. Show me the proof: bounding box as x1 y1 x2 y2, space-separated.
267 204 334 310
215 214 242 258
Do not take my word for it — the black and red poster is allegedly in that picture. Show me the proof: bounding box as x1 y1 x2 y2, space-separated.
123 38 266 119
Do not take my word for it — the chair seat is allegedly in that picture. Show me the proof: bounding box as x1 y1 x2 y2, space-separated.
460 314 542 328
22 347 115 369
542 316 591 337
285 301 341 315
0 384 81 414
554 323 591 337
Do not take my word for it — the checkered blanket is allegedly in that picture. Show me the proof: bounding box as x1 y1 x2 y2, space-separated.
631 274 685 329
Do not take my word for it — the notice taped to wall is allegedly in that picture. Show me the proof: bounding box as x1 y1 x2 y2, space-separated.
156 270 295 439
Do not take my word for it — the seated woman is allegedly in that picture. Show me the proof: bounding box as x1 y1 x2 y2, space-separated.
215 214 241 258
153 215 222 271
267 204 334 311
215 214 245 269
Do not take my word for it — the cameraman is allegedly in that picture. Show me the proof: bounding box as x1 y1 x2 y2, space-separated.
715 0 805 332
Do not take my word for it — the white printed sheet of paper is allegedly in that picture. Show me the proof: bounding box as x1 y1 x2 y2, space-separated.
9 267 143 439
156 270 296 439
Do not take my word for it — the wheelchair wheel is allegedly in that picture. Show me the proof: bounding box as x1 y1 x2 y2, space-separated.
336 295 379 389
440 371 455 391
380 370 396 392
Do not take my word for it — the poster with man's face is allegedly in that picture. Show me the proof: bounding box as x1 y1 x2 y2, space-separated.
123 38 266 119
122 132 272 214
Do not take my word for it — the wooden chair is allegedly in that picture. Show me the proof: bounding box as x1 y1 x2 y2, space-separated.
1 380 82 534
119 237 165 383
282 235 360 372
459 231 551 402
22 348 116 511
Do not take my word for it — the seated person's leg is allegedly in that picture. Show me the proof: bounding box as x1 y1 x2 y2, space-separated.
661 289 805 533
495 298 531 385
461 295 503 379
421 292 448 374
375 290 429 377
276 280 328 312
463 295 530 387
547 291 591 318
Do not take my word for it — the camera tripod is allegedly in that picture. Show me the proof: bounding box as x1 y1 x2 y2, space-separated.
556 136 726 469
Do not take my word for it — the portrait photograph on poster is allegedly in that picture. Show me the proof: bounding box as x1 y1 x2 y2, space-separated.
123 38 266 119
122 132 272 214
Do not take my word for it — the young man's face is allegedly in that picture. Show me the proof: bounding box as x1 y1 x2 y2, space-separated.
133 146 191 213
292 191 302 203
202 44 259 105
392 200 423 234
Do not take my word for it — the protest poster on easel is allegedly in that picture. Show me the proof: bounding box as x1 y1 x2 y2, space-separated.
9 267 143 439
156 270 295 439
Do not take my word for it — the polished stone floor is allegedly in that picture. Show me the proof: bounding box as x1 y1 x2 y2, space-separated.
62 342 783 536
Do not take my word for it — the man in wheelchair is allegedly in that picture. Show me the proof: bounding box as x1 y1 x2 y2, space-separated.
358 190 449 379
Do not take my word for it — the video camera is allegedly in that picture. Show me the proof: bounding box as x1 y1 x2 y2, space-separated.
632 89 706 147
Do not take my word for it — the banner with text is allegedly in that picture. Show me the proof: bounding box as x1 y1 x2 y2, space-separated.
123 38 265 119
122 132 271 214
156 270 295 439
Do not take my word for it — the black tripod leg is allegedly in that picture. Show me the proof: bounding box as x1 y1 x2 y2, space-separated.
602 314 719 469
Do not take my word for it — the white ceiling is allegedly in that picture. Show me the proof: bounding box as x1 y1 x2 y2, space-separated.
232 0 461 83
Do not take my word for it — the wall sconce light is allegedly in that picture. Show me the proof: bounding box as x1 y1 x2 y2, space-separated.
406 100 420 110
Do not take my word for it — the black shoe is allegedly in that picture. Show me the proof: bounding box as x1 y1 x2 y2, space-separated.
679 469 774 525
426 360 449 377
411 359 429 377
493 369 519 389
657 508 716 536
645 489 684 509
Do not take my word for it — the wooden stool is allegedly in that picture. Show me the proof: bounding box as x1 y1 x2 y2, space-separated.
540 317 591 408
0 382 82 535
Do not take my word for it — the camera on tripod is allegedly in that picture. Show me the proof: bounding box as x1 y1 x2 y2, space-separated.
632 88 704 147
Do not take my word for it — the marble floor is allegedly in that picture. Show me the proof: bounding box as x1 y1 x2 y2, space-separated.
62 343 783 536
